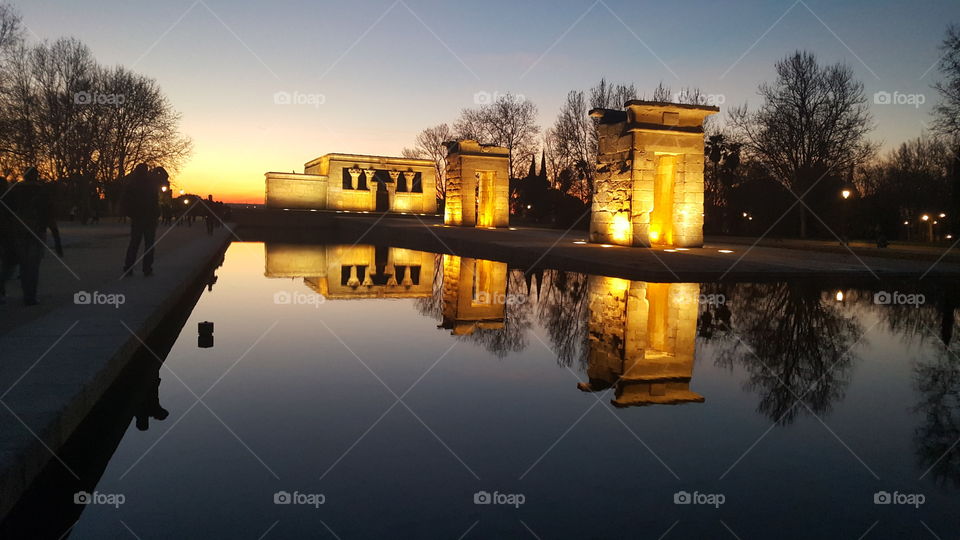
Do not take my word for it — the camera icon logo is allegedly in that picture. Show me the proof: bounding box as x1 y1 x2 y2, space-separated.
273 91 292 105
873 291 892 305
274 291 292 305
873 91 892 105
873 491 891 504
473 490 492 505
74 491 91 505
274 491 292 504
74 91 93 105
74 291 92 305
473 91 492 105
673 490 691 504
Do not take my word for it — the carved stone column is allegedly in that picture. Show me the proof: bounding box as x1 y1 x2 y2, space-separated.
363 169 377 191
347 168 362 190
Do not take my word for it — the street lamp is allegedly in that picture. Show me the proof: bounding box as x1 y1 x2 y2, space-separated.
839 189 852 245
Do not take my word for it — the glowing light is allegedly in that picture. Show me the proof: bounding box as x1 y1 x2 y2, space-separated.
718 249 734 254
947 235 954 239
742 212 748 217
835 291 844 302
939 213 947 218
183 199 190 205
508 227 518 231
526 205 532 209
921 214 930 221
600 244 614 248
841 189 851 200
573 241 587 245
675 247 690 251
612 213 631 242
649 230 660 242
903 221 909 225
664 249 677 253
179 189 185 195
161 186 167 192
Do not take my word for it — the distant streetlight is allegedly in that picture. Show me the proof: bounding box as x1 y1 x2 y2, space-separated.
835 291 844 302
841 189 851 199
839 189 852 245
921 214 930 221
939 213 947 218
161 186 167 192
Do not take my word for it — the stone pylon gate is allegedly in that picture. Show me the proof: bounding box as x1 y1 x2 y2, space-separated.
589 101 718 248
443 140 510 228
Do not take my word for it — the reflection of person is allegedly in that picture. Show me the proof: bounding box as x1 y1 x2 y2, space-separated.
121 164 169 277
135 370 169 431
2 167 63 305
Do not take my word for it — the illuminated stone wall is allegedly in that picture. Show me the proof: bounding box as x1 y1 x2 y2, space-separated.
579 277 703 407
443 140 510 227
589 101 717 248
265 153 437 213
264 243 435 299
440 254 507 334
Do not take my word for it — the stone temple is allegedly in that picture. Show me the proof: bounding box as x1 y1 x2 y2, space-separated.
443 140 510 228
589 101 718 248
265 153 438 213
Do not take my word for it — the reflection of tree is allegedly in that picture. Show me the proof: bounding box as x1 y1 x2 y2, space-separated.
913 347 960 488
716 282 863 424
535 269 589 367
415 253 444 319
455 269 532 358
871 283 960 348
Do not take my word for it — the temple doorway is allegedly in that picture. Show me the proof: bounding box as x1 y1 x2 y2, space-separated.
375 180 389 212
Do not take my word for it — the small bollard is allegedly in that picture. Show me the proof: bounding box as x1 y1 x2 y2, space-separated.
198 321 214 349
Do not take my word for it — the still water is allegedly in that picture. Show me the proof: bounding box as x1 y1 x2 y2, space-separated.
8 241 960 539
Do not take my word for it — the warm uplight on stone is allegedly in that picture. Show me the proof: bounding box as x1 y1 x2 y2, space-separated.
443 140 510 228
265 153 437 213
578 278 703 407
588 101 718 248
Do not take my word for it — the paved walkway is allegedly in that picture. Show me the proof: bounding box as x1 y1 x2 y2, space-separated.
0 221 232 519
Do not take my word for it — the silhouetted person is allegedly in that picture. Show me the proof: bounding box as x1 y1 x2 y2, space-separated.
134 370 169 431
203 194 216 235
1 167 62 305
121 164 168 277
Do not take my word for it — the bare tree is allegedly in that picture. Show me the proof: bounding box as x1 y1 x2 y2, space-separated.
453 92 539 178
931 24 960 228
932 25 960 138
729 51 875 237
401 123 452 200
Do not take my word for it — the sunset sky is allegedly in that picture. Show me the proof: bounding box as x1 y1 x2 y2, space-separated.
18 0 959 203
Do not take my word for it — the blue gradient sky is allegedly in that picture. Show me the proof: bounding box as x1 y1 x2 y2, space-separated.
17 0 959 201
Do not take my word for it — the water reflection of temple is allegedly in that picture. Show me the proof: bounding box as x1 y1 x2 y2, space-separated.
440 254 508 335
578 277 703 407
264 244 435 298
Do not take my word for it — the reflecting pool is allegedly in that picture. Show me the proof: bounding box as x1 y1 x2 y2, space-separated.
6 241 960 539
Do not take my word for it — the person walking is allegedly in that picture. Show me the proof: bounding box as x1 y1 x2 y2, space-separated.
121 164 168 277
2 167 63 305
